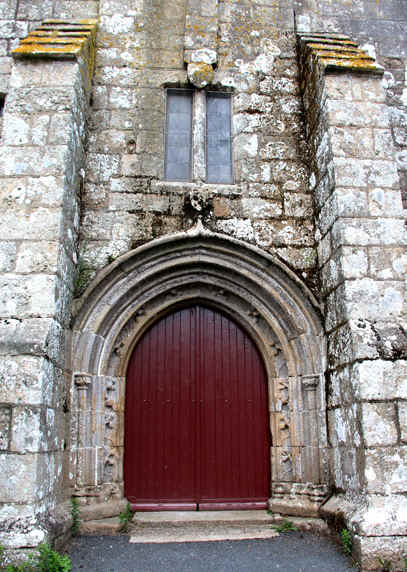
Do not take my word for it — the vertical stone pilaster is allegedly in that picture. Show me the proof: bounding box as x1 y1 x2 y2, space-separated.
298 33 407 568
0 21 97 550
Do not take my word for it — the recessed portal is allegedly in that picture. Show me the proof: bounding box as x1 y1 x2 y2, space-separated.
124 305 271 510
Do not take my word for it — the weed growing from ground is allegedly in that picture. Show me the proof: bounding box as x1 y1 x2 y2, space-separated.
119 502 136 533
71 497 81 536
1 542 71 572
340 528 353 557
272 519 298 533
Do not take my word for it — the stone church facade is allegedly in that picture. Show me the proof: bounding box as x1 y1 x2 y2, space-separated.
0 0 406 569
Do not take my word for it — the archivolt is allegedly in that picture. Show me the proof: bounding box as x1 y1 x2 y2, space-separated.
71 226 325 380
70 227 329 504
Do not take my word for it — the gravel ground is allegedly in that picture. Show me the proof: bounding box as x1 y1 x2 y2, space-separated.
68 533 356 571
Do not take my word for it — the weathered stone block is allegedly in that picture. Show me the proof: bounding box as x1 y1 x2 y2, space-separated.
0 318 52 357
327 101 390 129
110 86 136 110
0 176 65 208
86 153 121 183
329 126 374 159
368 246 407 280
338 218 407 247
399 402 407 443
353 360 407 400
0 406 11 449
108 193 143 212
361 402 398 447
284 193 312 218
0 241 16 272
16 242 58 274
0 274 56 318
365 447 407 494
254 220 314 247
10 61 77 89
354 534 407 571
53 0 99 18
2 113 30 145
341 247 368 279
373 128 395 159
368 188 403 216
10 406 42 453
324 75 353 101
119 154 140 177
0 453 38 502
0 145 68 177
0 356 48 405
351 75 386 103
273 246 316 270
241 197 282 218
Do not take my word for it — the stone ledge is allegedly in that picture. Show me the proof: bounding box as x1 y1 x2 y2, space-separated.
297 32 384 75
11 19 98 91
12 20 97 60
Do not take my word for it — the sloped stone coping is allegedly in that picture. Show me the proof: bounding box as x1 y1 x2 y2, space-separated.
12 19 97 61
297 32 384 74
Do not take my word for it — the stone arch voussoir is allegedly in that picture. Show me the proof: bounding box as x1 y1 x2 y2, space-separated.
69 228 329 515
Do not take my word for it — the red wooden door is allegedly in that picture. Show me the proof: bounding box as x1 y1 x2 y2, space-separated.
124 305 270 510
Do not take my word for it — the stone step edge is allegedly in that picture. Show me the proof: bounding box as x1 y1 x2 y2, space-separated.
80 516 329 536
129 527 280 544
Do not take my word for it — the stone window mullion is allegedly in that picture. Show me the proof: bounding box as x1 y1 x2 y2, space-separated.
192 90 207 182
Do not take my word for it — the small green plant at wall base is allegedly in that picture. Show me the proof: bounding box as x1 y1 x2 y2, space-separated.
119 502 136 533
0 544 6 568
36 543 71 572
272 519 297 533
340 528 353 557
3 543 71 572
71 497 81 536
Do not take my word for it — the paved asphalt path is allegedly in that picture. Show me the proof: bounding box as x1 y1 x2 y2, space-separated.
68 533 356 571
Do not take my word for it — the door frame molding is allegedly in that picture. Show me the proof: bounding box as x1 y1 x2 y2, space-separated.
70 225 329 515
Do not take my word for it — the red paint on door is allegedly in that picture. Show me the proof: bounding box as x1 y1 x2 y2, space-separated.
124 305 270 510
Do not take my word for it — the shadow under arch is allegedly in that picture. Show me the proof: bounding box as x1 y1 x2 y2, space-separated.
70 227 329 515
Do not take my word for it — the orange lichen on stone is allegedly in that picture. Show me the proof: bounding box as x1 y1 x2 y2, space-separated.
298 32 384 74
12 19 98 63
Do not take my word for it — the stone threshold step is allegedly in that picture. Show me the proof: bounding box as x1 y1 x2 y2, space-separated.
80 512 329 539
129 524 280 544
134 510 274 525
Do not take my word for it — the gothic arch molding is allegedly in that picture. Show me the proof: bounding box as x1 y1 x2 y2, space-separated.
70 227 329 515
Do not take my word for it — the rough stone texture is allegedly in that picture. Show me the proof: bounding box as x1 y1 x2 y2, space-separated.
0 0 406 568
298 26 407 568
0 11 95 556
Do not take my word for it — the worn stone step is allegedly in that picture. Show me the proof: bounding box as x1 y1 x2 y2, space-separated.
80 517 122 535
79 511 329 541
128 523 280 543
132 510 274 527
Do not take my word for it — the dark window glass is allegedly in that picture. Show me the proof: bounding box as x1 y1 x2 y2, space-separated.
165 89 193 181
206 93 233 184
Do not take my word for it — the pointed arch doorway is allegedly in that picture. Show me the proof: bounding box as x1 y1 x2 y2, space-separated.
124 304 271 510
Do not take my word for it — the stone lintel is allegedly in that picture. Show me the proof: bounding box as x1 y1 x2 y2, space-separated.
297 32 384 75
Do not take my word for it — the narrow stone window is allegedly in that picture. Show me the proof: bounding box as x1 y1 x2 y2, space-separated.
165 89 193 181
206 92 233 184
165 89 233 184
